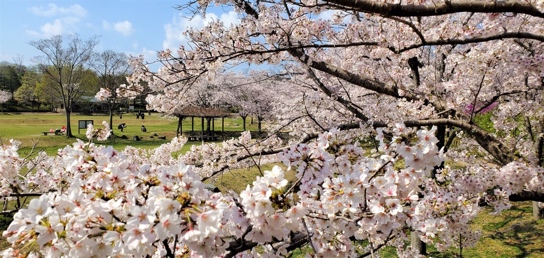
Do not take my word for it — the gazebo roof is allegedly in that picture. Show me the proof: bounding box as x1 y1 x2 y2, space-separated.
174 105 230 118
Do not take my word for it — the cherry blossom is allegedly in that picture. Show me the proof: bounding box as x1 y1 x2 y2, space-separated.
3 0 544 256
0 90 11 103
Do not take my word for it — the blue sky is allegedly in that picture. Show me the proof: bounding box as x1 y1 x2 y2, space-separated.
0 0 239 71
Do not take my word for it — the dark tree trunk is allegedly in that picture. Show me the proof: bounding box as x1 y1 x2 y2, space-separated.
241 115 247 131
109 109 114 133
65 109 73 137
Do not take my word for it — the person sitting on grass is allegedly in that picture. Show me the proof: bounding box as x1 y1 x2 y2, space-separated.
118 123 126 132
141 125 147 132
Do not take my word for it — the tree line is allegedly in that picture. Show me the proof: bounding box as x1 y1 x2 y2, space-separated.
0 35 147 137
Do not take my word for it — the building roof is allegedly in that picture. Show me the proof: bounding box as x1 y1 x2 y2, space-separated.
174 105 230 118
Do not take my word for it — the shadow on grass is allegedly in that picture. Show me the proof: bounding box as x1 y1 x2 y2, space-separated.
423 203 544 258
475 203 544 258
489 215 544 258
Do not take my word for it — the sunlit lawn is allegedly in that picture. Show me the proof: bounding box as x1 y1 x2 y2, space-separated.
0 111 259 155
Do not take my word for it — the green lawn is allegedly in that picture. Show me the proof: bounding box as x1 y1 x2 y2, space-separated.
0 112 259 155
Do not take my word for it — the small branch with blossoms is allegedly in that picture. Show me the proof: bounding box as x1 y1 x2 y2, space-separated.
85 121 112 142
396 32 544 53
472 90 525 114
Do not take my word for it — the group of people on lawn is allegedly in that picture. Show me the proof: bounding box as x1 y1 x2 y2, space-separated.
117 123 146 132
48 125 67 135
48 113 148 135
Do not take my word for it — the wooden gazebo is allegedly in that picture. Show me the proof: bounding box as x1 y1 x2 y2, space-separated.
174 106 230 141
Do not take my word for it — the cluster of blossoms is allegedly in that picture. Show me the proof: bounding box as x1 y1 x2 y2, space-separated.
85 121 111 141
238 166 305 253
0 139 23 197
2 120 544 256
479 162 544 213
0 90 11 104
4 0 544 256
116 83 144 100
274 125 448 256
94 88 112 102
1 130 240 257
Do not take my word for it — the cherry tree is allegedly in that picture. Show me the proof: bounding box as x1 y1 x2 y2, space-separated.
0 90 10 104
222 71 284 132
3 0 544 257
244 72 281 133
0 90 10 112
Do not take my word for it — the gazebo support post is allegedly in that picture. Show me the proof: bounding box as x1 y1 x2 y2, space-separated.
212 118 215 141
201 117 204 142
177 116 184 137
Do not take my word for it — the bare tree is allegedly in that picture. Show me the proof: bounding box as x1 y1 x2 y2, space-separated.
30 34 99 137
90 50 130 128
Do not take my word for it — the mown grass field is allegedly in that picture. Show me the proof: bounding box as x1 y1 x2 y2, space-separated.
0 112 258 155
0 112 543 257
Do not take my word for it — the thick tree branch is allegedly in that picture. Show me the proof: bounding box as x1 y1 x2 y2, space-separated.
398 32 544 53
403 119 515 165
234 0 259 19
316 0 544 18
509 191 544 202
224 231 308 258
305 67 370 122
288 48 423 104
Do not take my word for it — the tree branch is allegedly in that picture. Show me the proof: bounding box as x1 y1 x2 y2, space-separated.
402 119 515 165
288 48 423 104
304 67 370 122
224 231 308 258
315 0 544 19
398 32 544 53
509 190 544 202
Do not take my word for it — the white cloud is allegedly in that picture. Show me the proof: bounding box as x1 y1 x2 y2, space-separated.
218 11 239 27
29 3 87 18
40 19 65 37
317 10 336 21
102 20 134 36
27 19 65 37
113 21 134 36
27 4 87 38
162 11 239 50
